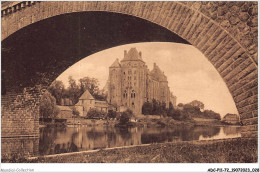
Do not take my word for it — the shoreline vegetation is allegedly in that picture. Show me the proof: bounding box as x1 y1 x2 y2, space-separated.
40 115 238 128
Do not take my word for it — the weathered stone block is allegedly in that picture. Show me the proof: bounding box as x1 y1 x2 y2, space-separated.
241 125 258 132
241 117 258 125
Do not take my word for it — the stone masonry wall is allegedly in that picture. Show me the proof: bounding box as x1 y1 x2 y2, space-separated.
1 1 258 138
1 137 39 161
1 86 43 137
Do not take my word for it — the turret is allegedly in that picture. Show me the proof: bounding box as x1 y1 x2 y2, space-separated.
109 58 121 68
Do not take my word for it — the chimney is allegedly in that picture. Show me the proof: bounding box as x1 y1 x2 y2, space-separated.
139 51 142 57
124 50 127 58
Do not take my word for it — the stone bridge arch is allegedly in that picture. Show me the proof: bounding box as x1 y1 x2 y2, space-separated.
1 1 258 138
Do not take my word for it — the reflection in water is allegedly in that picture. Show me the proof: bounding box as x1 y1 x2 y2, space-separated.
223 126 241 136
39 126 241 156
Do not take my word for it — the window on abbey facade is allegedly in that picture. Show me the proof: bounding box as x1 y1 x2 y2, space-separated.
123 90 127 98
134 76 136 80
128 70 132 74
131 90 136 98
132 102 135 108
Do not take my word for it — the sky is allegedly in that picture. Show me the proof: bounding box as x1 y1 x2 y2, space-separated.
56 42 238 117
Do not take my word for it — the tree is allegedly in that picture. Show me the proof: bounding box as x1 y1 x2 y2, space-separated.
169 101 174 110
152 99 159 115
142 101 153 115
161 101 167 116
183 104 201 116
203 110 221 120
119 109 133 125
39 91 60 122
78 77 107 101
177 103 184 107
167 101 174 117
67 76 81 104
169 109 182 120
48 80 65 105
189 100 204 110
72 107 80 118
107 110 117 119
79 77 99 95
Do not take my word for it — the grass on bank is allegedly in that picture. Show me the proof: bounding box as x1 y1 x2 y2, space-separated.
20 137 257 163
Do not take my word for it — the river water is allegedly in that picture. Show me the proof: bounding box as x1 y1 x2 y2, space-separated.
39 125 241 156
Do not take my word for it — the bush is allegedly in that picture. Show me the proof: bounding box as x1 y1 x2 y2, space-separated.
86 108 106 119
119 109 133 125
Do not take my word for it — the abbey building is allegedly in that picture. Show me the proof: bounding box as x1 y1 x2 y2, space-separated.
107 48 176 115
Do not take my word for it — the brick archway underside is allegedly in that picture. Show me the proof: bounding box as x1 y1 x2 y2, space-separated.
1 1 258 137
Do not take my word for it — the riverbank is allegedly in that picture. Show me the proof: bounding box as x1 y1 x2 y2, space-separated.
55 116 227 128
27 137 257 163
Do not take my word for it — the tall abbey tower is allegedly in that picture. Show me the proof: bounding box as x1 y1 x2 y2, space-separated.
107 48 176 115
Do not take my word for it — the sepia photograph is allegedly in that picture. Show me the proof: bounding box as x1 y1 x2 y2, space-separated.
1 0 258 172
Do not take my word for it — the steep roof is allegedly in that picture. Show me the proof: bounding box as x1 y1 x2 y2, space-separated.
79 90 95 100
150 63 167 81
110 58 121 68
121 48 143 62
75 102 82 106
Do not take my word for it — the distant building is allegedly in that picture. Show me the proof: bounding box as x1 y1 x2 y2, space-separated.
56 106 73 120
222 114 240 124
107 48 177 115
75 90 108 117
